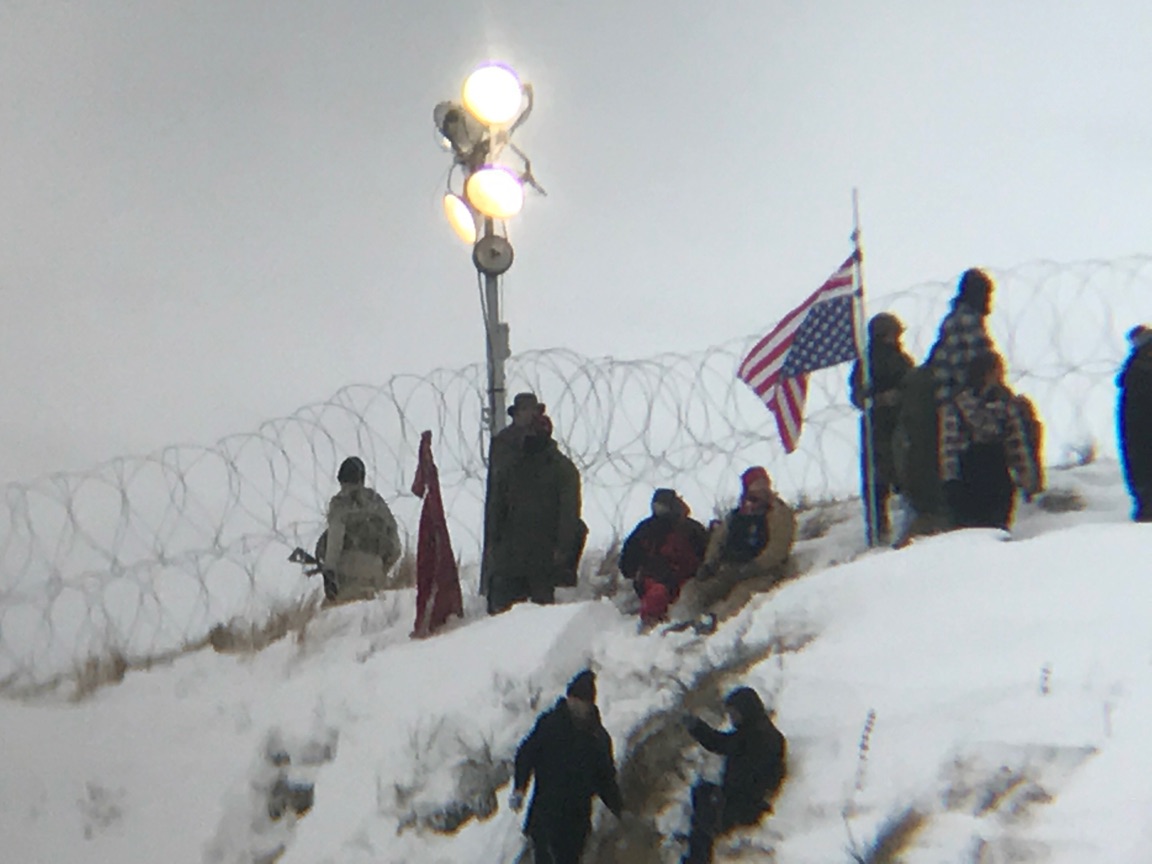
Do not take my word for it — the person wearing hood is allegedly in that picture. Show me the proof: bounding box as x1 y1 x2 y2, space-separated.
510 670 623 864
850 312 914 544
670 467 795 624
1118 324 1152 521
893 268 997 545
318 456 401 604
619 488 709 628
926 268 997 405
939 352 1039 530
485 409 583 614
678 687 787 864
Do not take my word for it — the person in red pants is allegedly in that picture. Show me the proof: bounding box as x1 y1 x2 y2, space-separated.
619 489 709 628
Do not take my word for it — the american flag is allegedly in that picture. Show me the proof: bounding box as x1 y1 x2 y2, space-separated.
737 254 861 453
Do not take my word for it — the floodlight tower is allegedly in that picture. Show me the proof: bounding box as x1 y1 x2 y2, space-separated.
433 63 543 438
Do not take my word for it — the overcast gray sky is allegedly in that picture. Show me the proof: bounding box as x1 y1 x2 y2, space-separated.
2 1 1150 484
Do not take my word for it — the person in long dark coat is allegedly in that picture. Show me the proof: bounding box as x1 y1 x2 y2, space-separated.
481 391 545 597
511 670 623 864
850 312 914 544
1118 324 1152 521
679 687 786 864
485 411 582 614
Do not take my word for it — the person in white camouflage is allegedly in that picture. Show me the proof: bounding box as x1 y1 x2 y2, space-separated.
318 456 401 604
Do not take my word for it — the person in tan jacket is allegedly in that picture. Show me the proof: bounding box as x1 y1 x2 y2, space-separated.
319 456 402 604
670 467 796 625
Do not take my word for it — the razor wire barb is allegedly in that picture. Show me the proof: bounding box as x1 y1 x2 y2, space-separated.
1 255 1149 694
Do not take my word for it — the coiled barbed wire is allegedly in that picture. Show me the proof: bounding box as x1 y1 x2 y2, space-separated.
1 256 1148 693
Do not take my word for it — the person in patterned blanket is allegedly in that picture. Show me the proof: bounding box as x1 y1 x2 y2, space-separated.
939 353 1039 530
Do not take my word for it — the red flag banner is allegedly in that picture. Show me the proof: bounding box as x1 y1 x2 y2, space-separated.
410 430 463 638
738 255 860 453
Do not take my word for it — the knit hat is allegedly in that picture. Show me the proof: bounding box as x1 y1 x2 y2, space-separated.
651 487 679 513
566 669 597 703
740 467 771 496
1128 324 1152 348
957 268 994 315
337 456 366 485
868 312 903 339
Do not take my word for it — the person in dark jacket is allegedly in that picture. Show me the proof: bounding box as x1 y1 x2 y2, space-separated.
481 391 546 597
679 687 786 864
850 312 914 545
619 488 709 628
511 670 623 864
1118 324 1152 521
939 352 1039 530
485 410 583 614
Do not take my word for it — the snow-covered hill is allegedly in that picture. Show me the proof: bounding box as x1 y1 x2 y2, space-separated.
2 460 1148 864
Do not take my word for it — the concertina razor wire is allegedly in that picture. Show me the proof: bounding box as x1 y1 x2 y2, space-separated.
1 255 1149 693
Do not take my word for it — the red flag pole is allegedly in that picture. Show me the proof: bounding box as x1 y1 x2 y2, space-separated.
852 190 880 546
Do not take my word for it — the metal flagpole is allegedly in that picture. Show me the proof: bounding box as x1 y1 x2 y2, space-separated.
851 189 880 546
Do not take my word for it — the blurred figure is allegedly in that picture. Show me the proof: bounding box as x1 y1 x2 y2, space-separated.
619 488 709 628
318 456 401 604
671 468 795 625
940 353 1039 530
511 670 623 864
849 312 914 544
1118 324 1152 521
894 268 997 544
485 410 583 614
926 268 997 403
678 687 787 864
481 391 545 598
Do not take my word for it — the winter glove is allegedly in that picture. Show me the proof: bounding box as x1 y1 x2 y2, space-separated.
508 790 524 812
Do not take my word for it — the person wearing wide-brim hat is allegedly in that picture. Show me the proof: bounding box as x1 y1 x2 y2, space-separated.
480 391 545 597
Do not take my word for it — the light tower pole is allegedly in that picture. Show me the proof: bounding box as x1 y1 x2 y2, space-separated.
434 63 541 440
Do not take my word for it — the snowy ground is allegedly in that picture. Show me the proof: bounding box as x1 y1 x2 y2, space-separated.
1 459 1148 864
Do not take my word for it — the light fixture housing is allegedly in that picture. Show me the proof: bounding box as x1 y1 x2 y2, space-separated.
442 193 478 244
461 63 524 127
465 166 525 220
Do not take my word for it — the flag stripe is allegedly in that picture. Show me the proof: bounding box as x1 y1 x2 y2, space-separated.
738 255 859 453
